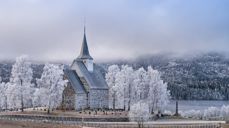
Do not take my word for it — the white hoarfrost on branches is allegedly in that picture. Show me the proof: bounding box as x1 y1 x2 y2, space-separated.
0 56 67 112
114 65 134 109
36 64 67 113
0 77 8 110
118 65 134 111
7 55 34 111
132 68 148 103
6 83 20 109
32 88 47 108
180 105 229 120
147 66 170 113
105 65 120 109
203 107 220 119
129 101 150 122
180 109 202 119
106 64 170 120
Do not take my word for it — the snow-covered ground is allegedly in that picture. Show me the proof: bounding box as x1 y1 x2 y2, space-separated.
166 100 229 112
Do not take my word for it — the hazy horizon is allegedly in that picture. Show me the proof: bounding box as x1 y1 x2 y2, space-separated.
0 0 228 62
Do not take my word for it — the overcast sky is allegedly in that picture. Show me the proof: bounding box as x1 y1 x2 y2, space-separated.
0 0 228 62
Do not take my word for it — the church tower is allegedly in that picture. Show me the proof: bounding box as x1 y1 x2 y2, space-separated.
77 27 94 72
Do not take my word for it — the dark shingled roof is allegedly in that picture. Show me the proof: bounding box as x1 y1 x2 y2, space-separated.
71 59 108 90
77 32 93 60
64 68 86 94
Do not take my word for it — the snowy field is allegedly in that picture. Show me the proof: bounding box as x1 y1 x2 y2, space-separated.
166 100 229 112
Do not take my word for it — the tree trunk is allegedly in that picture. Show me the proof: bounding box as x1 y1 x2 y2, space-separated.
112 91 116 111
113 97 115 110
47 107 50 114
151 100 155 114
20 79 24 112
124 101 126 111
175 100 179 116
5 96 8 110
128 100 130 111
151 107 154 114
128 83 131 111
21 95 24 112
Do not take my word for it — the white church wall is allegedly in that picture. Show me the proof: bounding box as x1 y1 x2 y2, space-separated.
75 93 87 110
89 89 109 109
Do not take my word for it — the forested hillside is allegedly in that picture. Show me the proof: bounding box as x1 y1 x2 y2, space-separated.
0 63 44 84
105 53 229 100
1 52 229 100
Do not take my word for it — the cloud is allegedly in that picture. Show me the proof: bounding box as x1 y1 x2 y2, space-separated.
0 0 228 62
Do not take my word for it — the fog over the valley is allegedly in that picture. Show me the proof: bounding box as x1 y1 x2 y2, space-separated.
0 0 228 62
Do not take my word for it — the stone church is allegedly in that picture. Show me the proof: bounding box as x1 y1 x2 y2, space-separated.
63 29 109 110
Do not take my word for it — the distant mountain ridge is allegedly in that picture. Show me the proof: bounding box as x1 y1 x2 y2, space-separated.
1 52 229 100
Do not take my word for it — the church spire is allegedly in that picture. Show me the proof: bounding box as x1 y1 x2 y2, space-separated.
77 25 93 60
84 23 86 35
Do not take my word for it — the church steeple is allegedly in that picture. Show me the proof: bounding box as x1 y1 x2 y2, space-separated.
77 26 93 60
76 25 94 72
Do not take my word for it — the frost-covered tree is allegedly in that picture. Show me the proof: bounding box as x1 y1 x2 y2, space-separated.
106 65 170 114
6 83 20 109
106 65 134 110
147 66 170 113
117 65 134 111
105 65 120 109
8 55 34 111
132 68 148 103
36 64 66 114
113 71 125 109
0 77 8 110
32 88 47 108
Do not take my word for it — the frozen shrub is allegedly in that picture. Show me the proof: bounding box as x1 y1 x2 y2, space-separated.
180 110 202 119
203 107 220 119
129 101 150 122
